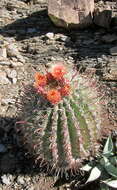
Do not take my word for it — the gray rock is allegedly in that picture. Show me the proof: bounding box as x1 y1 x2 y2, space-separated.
7 44 21 58
0 144 7 153
1 98 14 105
110 46 117 55
17 176 25 185
48 0 94 28
0 71 10 84
0 60 11 66
12 77 17 84
0 47 7 58
17 55 25 63
7 69 17 79
103 60 117 81
10 60 23 67
101 34 117 43
46 32 54 40
1 175 12 185
56 35 70 42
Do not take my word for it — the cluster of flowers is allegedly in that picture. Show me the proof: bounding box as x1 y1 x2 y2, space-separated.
33 64 71 104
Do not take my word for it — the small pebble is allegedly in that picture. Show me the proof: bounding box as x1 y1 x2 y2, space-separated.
46 32 54 40
17 176 25 185
7 69 17 79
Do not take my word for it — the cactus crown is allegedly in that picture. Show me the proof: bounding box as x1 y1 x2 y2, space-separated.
16 62 114 176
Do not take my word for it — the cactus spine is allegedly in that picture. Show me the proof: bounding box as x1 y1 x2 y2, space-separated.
16 63 114 176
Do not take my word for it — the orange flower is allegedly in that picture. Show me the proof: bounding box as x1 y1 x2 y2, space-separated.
47 89 61 104
60 84 71 96
34 72 47 87
51 65 66 80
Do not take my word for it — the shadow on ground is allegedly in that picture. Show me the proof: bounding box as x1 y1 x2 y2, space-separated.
0 9 116 60
0 116 38 175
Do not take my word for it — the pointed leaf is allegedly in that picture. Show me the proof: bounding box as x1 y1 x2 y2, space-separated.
102 180 117 188
86 167 101 184
80 164 92 172
102 156 117 178
103 136 113 157
110 156 117 166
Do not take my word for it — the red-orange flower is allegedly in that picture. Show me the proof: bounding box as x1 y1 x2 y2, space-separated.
47 89 61 104
51 65 66 80
60 84 71 96
34 72 47 88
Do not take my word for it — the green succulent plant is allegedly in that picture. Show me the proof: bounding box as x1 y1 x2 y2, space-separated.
73 135 117 190
16 64 115 177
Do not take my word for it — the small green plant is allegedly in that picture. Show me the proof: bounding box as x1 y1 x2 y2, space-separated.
16 62 115 177
79 135 117 190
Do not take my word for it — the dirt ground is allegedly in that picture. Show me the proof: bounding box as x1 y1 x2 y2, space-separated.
0 0 117 189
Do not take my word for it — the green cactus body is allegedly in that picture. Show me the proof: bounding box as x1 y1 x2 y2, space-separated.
16 65 113 176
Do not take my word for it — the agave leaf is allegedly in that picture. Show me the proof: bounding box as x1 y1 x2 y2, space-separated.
102 180 117 188
110 156 117 166
85 166 101 184
102 156 117 178
80 164 92 172
100 183 109 190
103 136 113 157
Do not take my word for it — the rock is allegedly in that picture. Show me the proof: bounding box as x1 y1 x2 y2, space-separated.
1 98 14 106
7 44 20 58
1 175 12 185
12 77 17 84
28 186 34 190
93 7 112 28
17 176 25 185
55 34 70 42
10 60 23 67
0 144 7 153
6 1 28 11
46 32 54 40
0 60 11 66
7 69 17 79
17 55 25 63
103 60 117 81
110 46 117 55
0 47 7 58
0 71 10 84
48 0 94 28
6 68 17 84
101 34 117 43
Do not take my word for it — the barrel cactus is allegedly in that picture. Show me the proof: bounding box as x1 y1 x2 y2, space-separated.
16 62 114 176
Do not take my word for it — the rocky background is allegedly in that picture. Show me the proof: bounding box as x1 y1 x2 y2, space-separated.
0 0 117 189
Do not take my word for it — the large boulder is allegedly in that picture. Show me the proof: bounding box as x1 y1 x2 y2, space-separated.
48 0 94 29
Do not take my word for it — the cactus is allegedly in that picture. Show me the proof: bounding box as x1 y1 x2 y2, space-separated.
16 62 114 176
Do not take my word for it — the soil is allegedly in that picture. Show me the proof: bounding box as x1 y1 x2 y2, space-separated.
0 0 117 189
